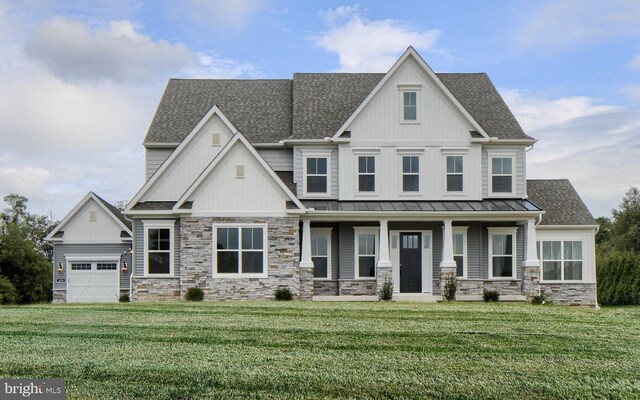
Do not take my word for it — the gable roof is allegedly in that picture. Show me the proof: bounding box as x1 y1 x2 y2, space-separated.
45 192 132 241
527 180 596 226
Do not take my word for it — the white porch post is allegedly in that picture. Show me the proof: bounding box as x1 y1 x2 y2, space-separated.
523 218 541 299
440 219 456 268
299 218 314 300
524 218 539 266
376 219 392 294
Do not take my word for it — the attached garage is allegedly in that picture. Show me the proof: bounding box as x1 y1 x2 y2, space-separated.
67 260 119 302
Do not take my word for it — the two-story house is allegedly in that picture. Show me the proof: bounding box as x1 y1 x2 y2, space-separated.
47 47 598 305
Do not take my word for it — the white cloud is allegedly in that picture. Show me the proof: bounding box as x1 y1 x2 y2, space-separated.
515 0 640 50
501 89 640 217
621 84 640 101
314 6 441 72
629 54 640 70
167 0 264 30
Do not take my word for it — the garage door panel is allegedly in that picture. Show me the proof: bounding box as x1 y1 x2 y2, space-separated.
68 261 118 303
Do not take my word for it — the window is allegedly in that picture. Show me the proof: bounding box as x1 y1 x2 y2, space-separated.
491 157 513 194
214 225 267 276
355 228 378 279
402 156 419 192
453 227 468 278
311 228 331 279
96 263 117 270
489 228 517 279
446 155 463 192
71 263 91 271
403 91 417 121
539 240 583 281
305 157 328 194
143 220 174 276
358 156 376 192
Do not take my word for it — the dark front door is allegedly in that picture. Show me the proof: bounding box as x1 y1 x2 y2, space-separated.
400 232 422 293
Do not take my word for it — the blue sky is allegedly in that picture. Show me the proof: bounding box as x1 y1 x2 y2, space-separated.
0 0 638 219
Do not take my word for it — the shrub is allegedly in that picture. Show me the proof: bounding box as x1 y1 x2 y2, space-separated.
185 287 204 302
597 250 640 306
0 276 19 305
483 290 500 302
443 272 457 301
379 278 393 301
274 287 293 301
119 293 130 303
530 292 546 305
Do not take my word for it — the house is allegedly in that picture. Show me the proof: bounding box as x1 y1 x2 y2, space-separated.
48 47 598 305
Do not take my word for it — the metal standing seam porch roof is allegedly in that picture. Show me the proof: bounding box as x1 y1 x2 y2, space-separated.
297 199 541 213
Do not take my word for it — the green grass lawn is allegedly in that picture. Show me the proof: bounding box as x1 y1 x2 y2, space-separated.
1 302 640 399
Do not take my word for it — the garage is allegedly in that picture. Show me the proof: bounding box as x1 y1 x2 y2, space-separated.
67 261 119 303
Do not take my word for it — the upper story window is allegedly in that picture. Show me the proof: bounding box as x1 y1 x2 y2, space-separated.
358 156 376 192
144 220 174 276
538 240 583 281
491 157 514 194
446 155 464 192
403 91 417 121
305 157 328 194
311 228 332 279
402 156 419 192
488 227 517 279
214 224 267 277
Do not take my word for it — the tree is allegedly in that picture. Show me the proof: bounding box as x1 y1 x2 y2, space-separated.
596 216 613 246
1 194 57 259
611 187 640 253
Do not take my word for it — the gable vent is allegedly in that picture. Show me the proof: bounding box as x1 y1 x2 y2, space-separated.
211 132 220 146
89 210 97 222
235 164 245 179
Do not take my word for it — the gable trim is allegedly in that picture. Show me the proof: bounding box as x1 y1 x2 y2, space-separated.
331 46 490 140
45 192 132 241
172 132 305 213
125 105 239 213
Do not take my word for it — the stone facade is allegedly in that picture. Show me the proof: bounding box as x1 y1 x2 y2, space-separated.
131 277 181 301
52 290 66 303
314 280 339 296
540 283 597 306
338 280 376 295
376 264 392 298
179 216 302 300
439 265 457 299
522 263 541 301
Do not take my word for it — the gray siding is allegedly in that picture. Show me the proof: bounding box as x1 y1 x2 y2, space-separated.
52 242 132 290
482 146 525 198
133 218 181 276
293 146 339 199
146 148 174 180
481 223 524 279
257 148 293 171
460 222 482 279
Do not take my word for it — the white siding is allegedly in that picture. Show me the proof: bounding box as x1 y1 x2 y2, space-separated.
142 114 234 201
536 228 597 283
481 146 526 198
188 143 290 213
145 148 174 180
61 199 123 242
293 145 339 199
257 148 293 171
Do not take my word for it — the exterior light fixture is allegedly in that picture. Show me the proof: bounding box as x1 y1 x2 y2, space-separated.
57 263 64 273
121 262 128 273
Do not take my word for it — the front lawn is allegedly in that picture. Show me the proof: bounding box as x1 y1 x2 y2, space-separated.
1 302 639 399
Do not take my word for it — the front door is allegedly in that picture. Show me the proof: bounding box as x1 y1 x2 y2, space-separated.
400 232 422 293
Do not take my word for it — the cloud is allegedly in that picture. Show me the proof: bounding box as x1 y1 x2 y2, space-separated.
621 84 640 101
515 0 640 50
629 54 640 70
166 0 264 30
314 6 441 72
24 18 196 83
501 89 640 217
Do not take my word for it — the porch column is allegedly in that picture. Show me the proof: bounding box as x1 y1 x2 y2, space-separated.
376 220 392 295
523 218 541 299
299 219 314 300
439 219 457 298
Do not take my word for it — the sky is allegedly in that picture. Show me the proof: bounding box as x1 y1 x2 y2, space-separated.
0 0 638 220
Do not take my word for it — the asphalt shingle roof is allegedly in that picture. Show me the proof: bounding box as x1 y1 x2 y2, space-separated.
527 180 596 226
93 192 132 230
143 73 533 145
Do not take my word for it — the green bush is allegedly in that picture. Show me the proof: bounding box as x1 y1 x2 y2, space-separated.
274 287 293 301
483 290 500 302
185 287 204 302
443 272 457 301
379 278 393 301
119 293 130 303
530 292 547 305
0 275 19 304
597 250 640 306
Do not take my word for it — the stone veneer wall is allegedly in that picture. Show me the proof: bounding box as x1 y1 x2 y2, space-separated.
314 281 338 296
52 290 66 303
131 277 180 301
338 280 376 295
179 217 302 300
540 283 597 306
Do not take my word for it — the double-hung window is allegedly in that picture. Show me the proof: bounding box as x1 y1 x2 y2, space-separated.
539 240 583 281
305 156 328 194
358 156 376 192
144 220 174 275
355 228 378 279
446 155 464 192
403 91 417 121
214 225 267 276
491 157 514 194
311 228 331 279
489 228 517 279
453 227 468 278
402 156 419 192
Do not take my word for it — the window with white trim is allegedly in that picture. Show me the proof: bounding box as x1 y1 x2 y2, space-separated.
491 157 514 194
311 228 331 279
144 221 174 275
446 155 463 192
355 228 378 279
358 156 376 192
453 227 468 278
538 240 583 281
402 156 419 192
489 228 517 279
305 157 328 194
214 225 267 276
403 91 417 121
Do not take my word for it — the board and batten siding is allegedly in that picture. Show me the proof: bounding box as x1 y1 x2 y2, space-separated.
52 243 132 290
133 218 181 277
257 148 293 172
61 199 124 242
481 146 526 198
145 148 174 180
293 146 339 199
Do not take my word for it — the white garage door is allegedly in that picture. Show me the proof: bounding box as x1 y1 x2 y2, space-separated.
68 262 118 303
